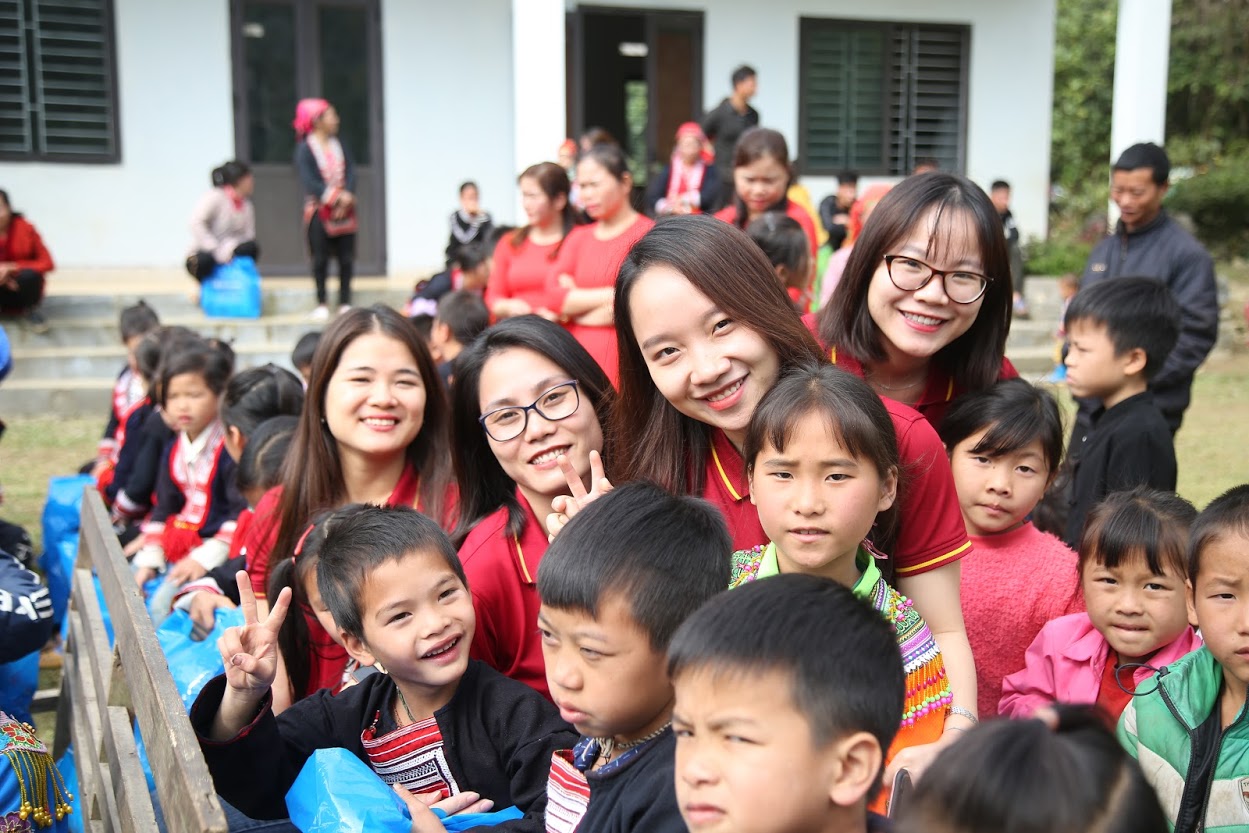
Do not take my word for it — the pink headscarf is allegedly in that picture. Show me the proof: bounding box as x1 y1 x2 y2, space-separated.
292 98 330 139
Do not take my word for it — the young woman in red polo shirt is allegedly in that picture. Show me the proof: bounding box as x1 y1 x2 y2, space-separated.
487 162 580 322
814 173 1017 429
450 316 613 698
606 215 979 774
245 305 455 710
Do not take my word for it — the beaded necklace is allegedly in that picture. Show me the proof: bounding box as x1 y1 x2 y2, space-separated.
592 722 671 765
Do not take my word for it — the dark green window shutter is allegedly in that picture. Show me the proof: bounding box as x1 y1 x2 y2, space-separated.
800 22 887 173
889 25 967 174
0 0 119 160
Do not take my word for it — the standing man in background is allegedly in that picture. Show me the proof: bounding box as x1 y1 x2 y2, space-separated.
991 180 1028 319
702 65 759 210
1079 142 1218 433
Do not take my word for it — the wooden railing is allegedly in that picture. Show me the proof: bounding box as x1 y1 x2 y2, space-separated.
50 489 226 833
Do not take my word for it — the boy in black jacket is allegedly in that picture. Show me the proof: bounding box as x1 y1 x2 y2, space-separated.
537 482 731 833
191 505 576 831
1062 276 1181 547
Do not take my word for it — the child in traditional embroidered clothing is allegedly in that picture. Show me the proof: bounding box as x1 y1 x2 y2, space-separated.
938 379 1084 719
1001 487 1200 724
134 342 246 623
670 574 904 832
91 301 160 489
191 505 576 831
731 363 962 797
537 481 731 833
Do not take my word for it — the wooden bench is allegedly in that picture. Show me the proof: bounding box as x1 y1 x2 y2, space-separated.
49 489 226 833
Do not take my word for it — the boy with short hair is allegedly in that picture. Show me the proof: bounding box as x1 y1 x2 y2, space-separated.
191 505 576 830
1062 276 1180 547
537 481 731 833
1119 484 1249 831
431 289 490 387
670 573 903 833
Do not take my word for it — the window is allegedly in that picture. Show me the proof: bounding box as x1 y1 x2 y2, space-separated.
0 0 120 162
799 18 968 176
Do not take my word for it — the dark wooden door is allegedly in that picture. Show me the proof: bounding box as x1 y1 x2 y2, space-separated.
230 0 385 276
567 6 703 186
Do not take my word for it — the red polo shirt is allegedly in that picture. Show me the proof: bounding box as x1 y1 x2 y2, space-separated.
458 489 550 699
699 405 970 577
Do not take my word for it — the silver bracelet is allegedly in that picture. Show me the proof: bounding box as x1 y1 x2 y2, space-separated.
948 705 979 725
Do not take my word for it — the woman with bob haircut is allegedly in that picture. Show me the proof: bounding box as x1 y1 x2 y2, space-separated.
604 214 979 775
815 173 1017 428
451 316 614 698
244 304 454 709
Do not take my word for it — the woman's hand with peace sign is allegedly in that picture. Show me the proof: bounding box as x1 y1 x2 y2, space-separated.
208 571 292 741
545 450 614 539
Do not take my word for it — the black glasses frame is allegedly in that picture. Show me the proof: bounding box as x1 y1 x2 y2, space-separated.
478 380 581 442
882 254 993 304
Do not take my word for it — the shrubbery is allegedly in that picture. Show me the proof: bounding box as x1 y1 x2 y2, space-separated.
1167 156 1249 260
1024 237 1092 277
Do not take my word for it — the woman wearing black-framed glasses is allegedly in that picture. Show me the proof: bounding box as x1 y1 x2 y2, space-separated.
449 316 614 698
815 173 1019 429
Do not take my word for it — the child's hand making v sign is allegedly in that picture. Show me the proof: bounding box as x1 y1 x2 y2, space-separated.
208 570 292 742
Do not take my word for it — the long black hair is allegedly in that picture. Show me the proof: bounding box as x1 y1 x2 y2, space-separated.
450 316 614 547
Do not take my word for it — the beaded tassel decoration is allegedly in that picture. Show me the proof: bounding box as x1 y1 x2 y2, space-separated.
0 713 73 828
869 581 954 736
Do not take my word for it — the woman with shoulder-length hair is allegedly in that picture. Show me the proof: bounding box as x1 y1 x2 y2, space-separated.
244 304 453 708
450 315 614 697
815 173 1017 428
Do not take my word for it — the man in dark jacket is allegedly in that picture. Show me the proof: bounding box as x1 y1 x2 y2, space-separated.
701 65 759 210
1079 142 1218 432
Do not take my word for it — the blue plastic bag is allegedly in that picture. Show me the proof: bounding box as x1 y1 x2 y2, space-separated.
40 475 94 629
287 748 411 833
156 608 244 711
285 748 523 832
201 256 262 318
0 650 40 725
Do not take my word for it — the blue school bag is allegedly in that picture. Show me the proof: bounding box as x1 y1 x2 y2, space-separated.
286 748 523 832
201 256 262 319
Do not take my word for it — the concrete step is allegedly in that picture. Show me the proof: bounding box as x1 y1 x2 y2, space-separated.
3 342 301 382
1004 344 1061 377
4 312 337 350
35 283 412 321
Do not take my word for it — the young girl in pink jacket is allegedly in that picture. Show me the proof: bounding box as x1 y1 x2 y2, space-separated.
1000 488 1202 724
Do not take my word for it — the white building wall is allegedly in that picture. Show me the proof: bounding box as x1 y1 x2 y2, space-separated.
382 0 517 276
576 0 1057 242
0 0 233 268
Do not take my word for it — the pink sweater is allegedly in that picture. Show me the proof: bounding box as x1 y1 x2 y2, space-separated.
963 522 1084 718
999 612 1203 718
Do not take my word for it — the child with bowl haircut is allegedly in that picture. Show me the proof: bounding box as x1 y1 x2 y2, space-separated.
190 505 576 830
939 378 1084 718
537 481 731 833
1120 484 1249 832
1001 488 1200 723
669 573 904 833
